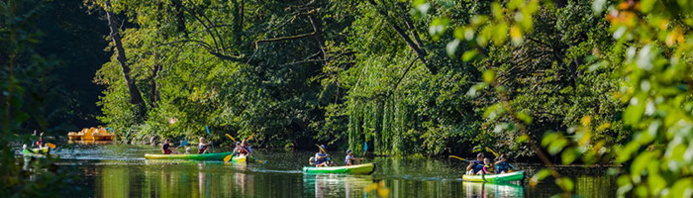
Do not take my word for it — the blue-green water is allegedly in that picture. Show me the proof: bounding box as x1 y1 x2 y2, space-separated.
21 144 616 197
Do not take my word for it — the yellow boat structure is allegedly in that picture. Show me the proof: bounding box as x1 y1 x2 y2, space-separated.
68 127 115 141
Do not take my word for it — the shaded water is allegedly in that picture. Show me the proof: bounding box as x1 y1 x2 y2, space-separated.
25 144 616 197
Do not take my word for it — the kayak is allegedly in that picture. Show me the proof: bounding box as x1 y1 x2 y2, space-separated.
231 155 256 163
144 151 234 160
22 147 53 157
303 163 376 175
462 171 525 182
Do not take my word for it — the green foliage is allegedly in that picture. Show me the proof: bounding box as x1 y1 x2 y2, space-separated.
1 0 73 195
423 0 693 196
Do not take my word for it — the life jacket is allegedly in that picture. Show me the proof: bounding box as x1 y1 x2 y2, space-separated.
315 153 329 164
198 144 208 154
484 164 494 173
239 146 250 155
162 143 172 154
472 160 484 172
344 155 353 165
497 161 509 173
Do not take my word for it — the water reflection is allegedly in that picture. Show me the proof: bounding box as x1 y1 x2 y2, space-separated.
67 146 617 197
464 182 524 198
303 174 371 197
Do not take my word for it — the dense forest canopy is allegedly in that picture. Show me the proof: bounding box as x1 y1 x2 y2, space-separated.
3 0 693 196
84 0 625 158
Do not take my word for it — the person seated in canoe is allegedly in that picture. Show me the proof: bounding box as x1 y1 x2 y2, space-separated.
315 145 332 167
232 141 241 155
466 153 485 175
198 137 213 154
237 139 253 156
481 158 495 175
162 138 173 154
33 131 45 148
495 154 515 174
344 149 364 166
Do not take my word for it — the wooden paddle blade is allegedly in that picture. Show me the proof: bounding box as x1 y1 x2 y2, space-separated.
46 143 56 149
225 134 236 141
224 154 233 163
247 133 255 141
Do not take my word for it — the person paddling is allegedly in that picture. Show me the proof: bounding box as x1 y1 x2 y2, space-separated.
232 141 241 155
315 145 332 167
237 139 253 156
466 153 485 175
198 137 213 154
495 154 515 173
344 149 364 166
34 131 45 148
162 138 173 154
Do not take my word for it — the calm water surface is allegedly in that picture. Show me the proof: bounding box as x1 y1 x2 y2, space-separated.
26 144 616 197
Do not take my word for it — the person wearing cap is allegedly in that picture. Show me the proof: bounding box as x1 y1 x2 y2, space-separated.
232 141 241 155
315 145 331 167
344 149 364 166
466 153 485 175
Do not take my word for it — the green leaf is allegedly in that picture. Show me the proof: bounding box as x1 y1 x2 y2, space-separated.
516 134 529 143
640 0 656 13
516 112 532 124
483 70 496 83
548 138 568 155
462 50 477 62
561 147 579 165
670 179 693 198
531 169 551 183
630 151 658 178
557 178 574 192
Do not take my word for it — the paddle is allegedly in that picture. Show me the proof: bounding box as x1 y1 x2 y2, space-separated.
485 147 499 157
206 126 215 152
45 143 56 149
225 133 236 142
484 147 519 171
246 132 255 141
224 154 233 163
223 133 238 163
448 155 471 163
315 144 327 153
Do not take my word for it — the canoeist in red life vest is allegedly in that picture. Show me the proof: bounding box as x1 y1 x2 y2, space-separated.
33 130 44 148
162 138 173 154
237 139 253 156
198 137 213 154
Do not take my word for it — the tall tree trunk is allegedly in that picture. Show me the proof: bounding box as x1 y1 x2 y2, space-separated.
105 1 146 117
149 63 161 109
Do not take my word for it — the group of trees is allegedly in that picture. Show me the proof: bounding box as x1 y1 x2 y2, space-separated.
4 0 693 196
88 0 624 158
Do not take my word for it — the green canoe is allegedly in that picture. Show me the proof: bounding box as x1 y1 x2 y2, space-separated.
303 163 376 175
462 171 525 182
231 155 256 163
22 147 53 157
144 151 234 160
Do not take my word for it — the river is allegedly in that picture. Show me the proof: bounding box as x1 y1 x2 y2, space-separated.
25 144 616 197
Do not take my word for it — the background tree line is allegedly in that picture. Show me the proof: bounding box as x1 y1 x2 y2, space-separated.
5 0 693 196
